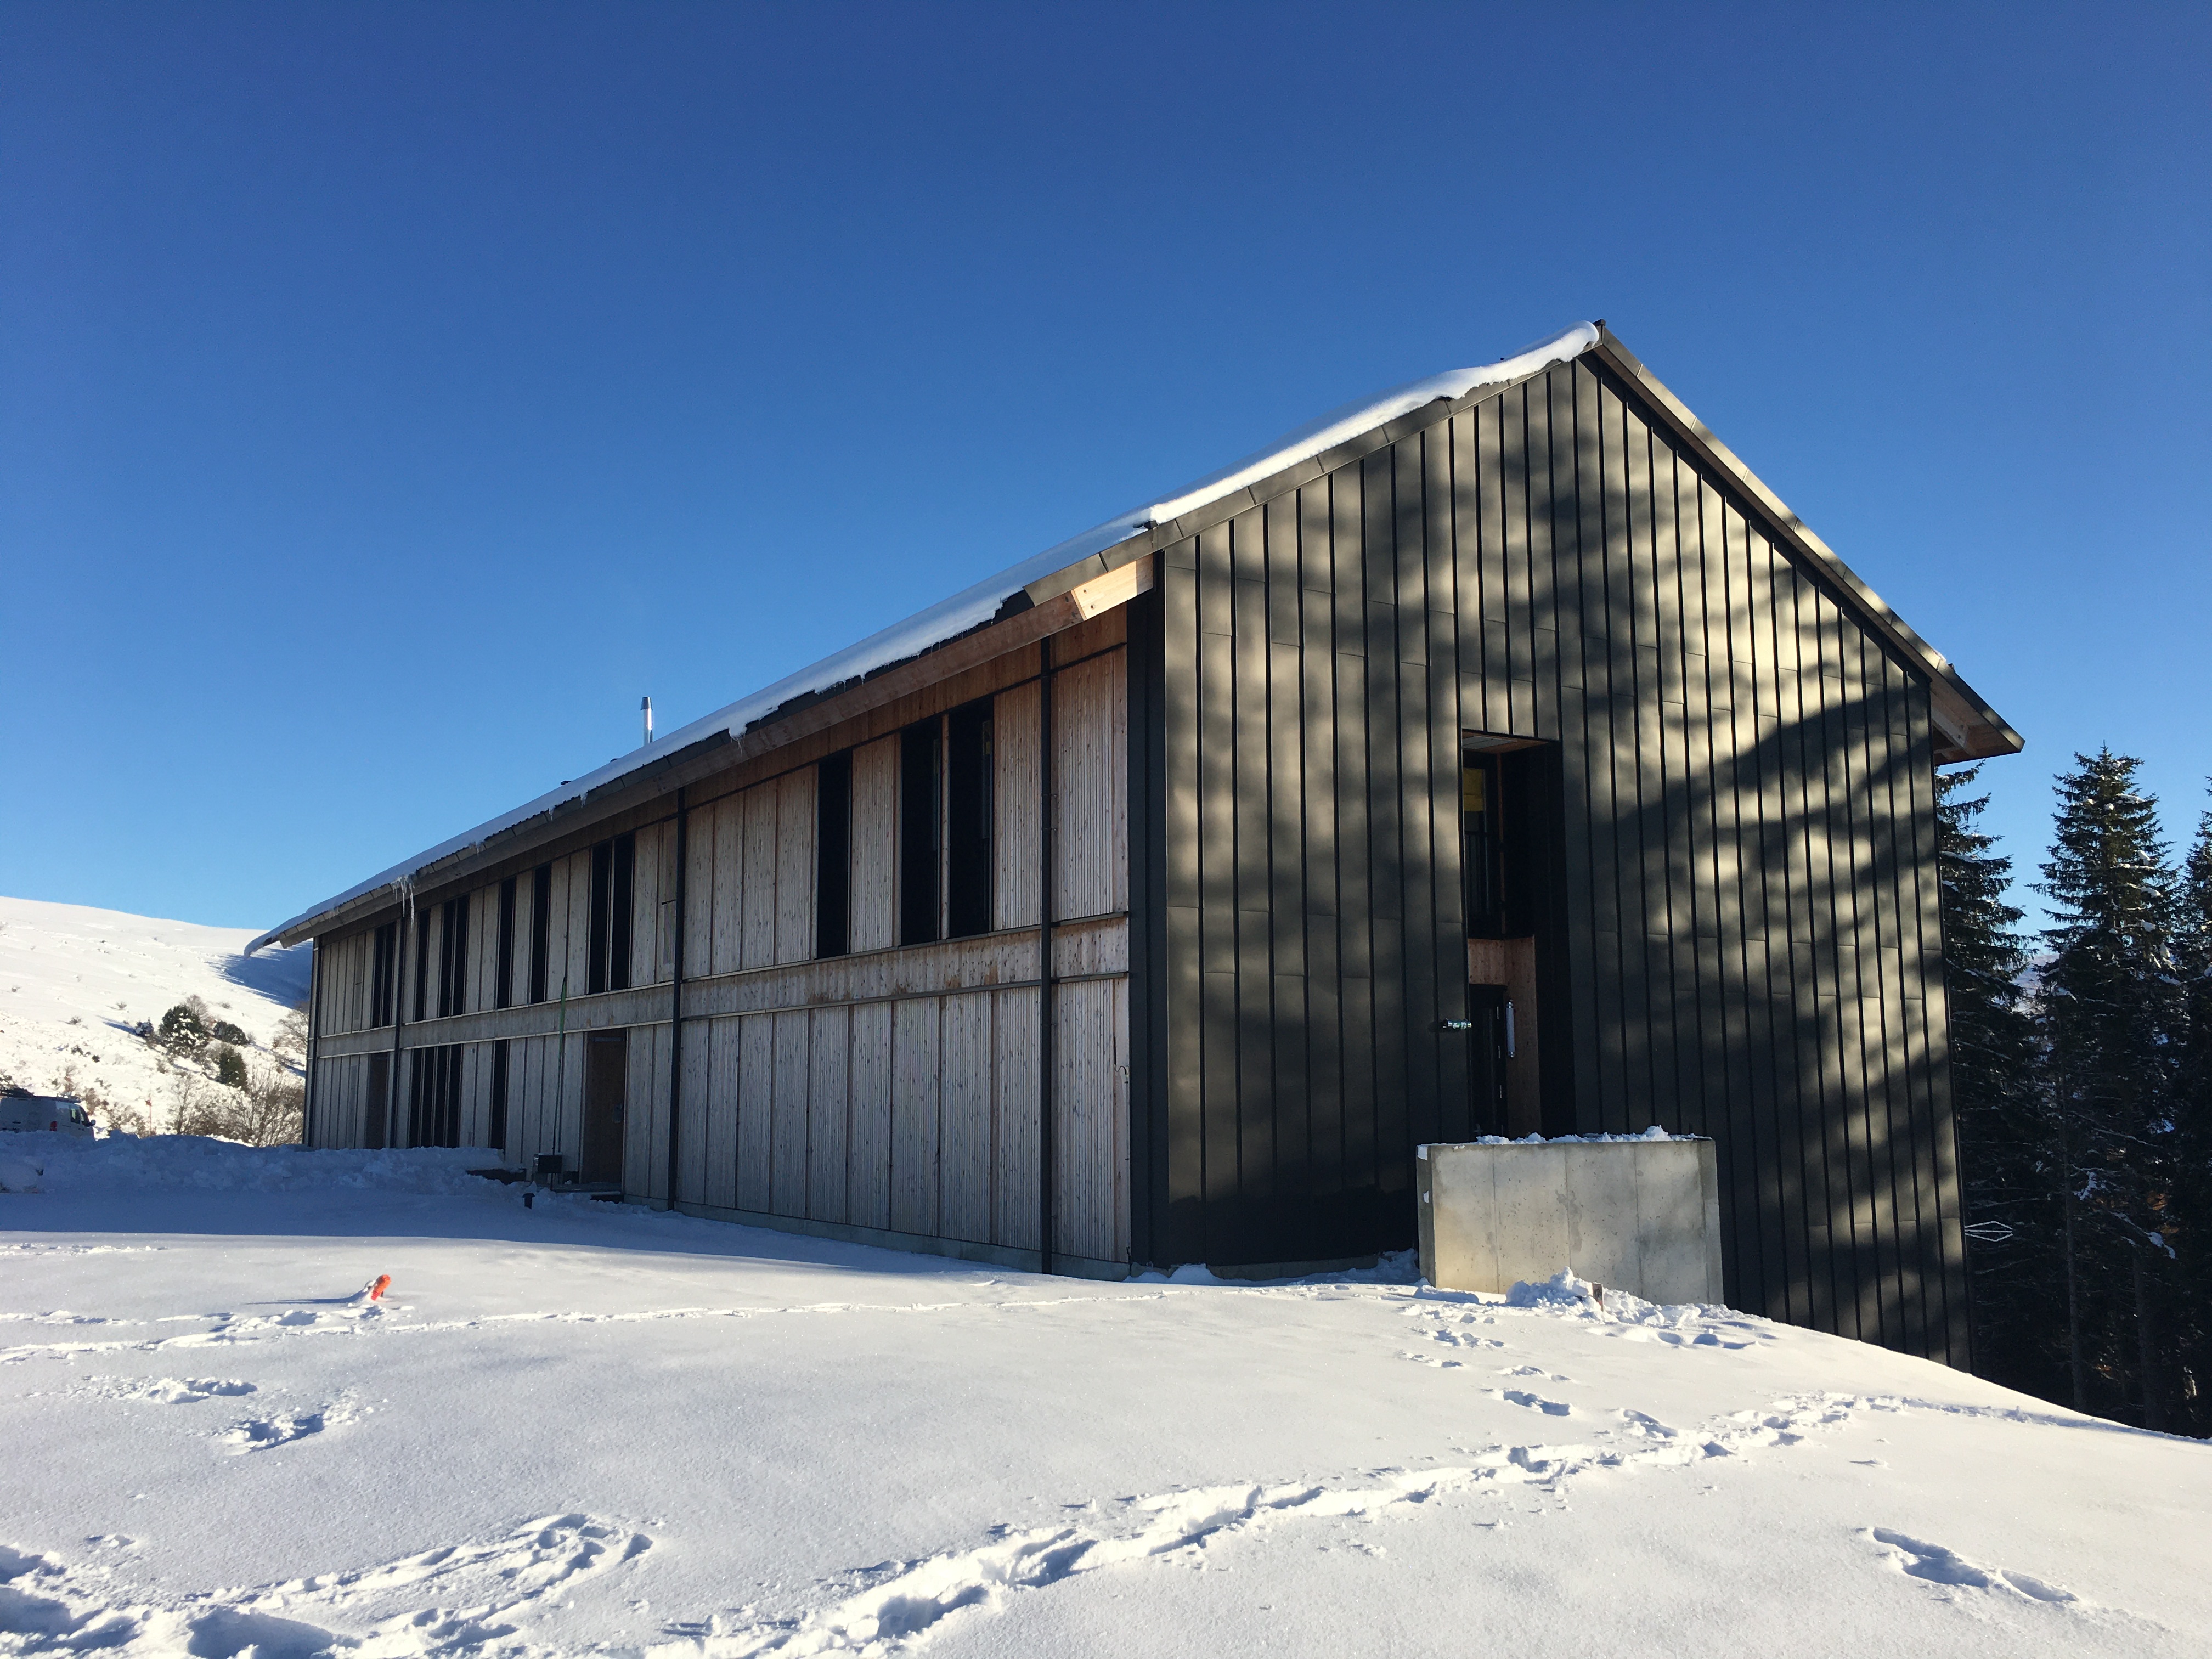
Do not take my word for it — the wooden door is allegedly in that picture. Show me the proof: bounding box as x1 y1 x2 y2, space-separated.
582 1031 628 1186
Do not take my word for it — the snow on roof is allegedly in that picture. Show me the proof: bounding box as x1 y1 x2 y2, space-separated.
251 323 1600 952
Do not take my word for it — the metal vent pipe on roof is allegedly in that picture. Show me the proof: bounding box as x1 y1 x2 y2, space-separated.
641 696 653 748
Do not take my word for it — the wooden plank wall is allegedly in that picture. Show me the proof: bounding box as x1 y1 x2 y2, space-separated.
306 614 1134 1271
1153 356 1966 1362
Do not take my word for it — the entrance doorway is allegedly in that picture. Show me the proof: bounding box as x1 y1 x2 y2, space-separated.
582 1031 628 1187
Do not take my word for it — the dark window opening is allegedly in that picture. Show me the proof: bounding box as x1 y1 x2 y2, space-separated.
489 1040 510 1153
369 922 399 1028
529 864 552 1003
495 877 517 1011
1463 749 1505 937
816 751 853 958
945 700 994 939
610 831 635 992
407 1043 466 1149
437 896 469 1018
586 833 636 995
588 839 613 994
899 721 942 946
412 909 432 1022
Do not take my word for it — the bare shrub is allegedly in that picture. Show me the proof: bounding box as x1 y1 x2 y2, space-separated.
169 1062 302 1146
272 1000 309 1069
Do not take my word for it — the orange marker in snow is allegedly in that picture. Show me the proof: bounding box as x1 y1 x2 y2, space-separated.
364 1273 391 1302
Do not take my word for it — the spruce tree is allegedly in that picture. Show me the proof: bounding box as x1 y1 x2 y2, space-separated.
2168 806 2212 1434
1937 768 2062 1399
2038 751 2182 1427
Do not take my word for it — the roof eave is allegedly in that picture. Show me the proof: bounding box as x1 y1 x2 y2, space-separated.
1588 328 2022 765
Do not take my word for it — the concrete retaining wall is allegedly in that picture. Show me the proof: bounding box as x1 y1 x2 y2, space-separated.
1415 1138 1724 1305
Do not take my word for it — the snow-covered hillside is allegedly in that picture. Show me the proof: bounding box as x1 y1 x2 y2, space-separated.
0 895 311 1123
2 1138 2205 1657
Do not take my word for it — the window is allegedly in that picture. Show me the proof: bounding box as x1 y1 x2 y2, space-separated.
495 877 517 1010
437 896 469 1018
529 864 552 1003
945 700 993 939
489 1040 511 1153
413 909 433 1022
817 751 853 958
408 1044 465 1148
900 721 941 946
586 832 636 996
369 922 399 1028
1463 748 1505 937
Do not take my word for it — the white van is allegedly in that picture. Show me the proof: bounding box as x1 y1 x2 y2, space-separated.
0 1094 97 1138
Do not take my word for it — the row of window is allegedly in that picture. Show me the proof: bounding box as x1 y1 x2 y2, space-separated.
356 705 999 1027
813 700 994 958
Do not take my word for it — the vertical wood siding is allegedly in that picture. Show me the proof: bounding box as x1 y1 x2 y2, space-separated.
1152 357 1967 1362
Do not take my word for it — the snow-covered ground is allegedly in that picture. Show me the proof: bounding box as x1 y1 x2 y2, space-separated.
0 895 312 1118
2 1138 2205 1658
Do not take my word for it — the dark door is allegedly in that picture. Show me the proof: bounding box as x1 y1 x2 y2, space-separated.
582 1031 628 1186
365 1052 390 1149
1466 984 1508 1138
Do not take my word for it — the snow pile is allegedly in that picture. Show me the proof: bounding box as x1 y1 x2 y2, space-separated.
0 895 311 1123
1423 1125 1705 1155
4 1144 2207 1657
9 1132 488 1197
253 325 1602 954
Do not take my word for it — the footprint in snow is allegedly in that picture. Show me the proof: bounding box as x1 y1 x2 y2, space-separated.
0 1513 650 1654
1489 1389 1574 1416
218 1400 360 1453
1499 1365 1572 1381
1864 1528 2078 1606
108 1376 257 1405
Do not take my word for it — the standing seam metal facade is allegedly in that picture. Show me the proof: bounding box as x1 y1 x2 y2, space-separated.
1140 355 1968 1365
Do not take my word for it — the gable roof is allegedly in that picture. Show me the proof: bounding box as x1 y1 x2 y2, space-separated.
250 322 2016 951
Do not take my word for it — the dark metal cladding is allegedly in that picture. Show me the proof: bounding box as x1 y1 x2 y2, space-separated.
1138 354 1971 1365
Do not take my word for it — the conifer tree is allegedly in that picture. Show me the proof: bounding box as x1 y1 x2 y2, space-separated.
1937 768 2061 1398
2168 805 2212 1434
2037 751 2181 1427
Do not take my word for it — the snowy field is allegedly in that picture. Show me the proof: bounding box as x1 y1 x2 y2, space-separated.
0 895 312 1111
3 1138 2207 1658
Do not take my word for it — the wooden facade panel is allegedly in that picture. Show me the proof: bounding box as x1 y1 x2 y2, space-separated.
775 768 817 967
771 1007 810 1216
993 680 1042 931
890 998 939 1237
1053 975 1127 1265
705 1016 741 1211
938 990 994 1244
740 786 779 971
708 798 744 977
807 1006 850 1223
736 1014 774 1211
846 1000 893 1229
1053 651 1129 923
992 986 1041 1251
850 737 898 953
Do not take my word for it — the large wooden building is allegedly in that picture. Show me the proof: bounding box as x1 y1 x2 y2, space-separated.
256 324 2020 1363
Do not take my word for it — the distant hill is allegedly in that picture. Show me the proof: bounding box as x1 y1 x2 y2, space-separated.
0 895 312 1132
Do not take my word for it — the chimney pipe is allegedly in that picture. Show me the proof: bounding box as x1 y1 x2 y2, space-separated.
641 695 653 748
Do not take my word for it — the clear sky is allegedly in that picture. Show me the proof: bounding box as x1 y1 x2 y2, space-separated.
3 2 2207 932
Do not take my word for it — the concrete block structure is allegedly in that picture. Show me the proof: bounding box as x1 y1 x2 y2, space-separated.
1415 1137 1725 1305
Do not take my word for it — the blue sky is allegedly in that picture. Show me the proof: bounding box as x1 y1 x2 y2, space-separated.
3 2 2207 930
